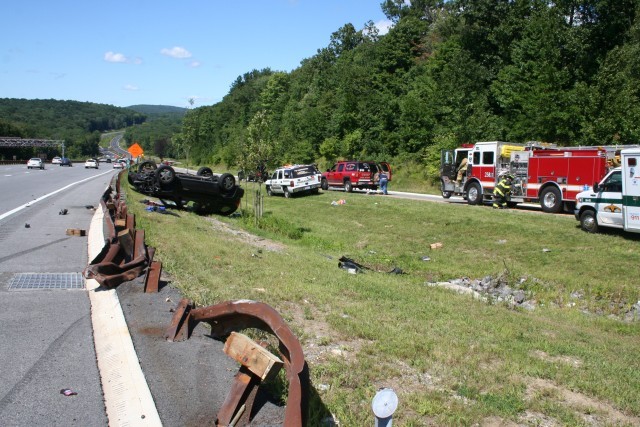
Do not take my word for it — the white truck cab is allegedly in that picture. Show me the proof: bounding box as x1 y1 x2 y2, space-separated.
575 148 640 233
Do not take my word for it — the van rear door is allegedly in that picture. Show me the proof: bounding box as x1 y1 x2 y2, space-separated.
622 151 640 232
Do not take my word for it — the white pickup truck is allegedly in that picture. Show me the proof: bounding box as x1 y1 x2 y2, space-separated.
575 147 640 233
265 164 322 198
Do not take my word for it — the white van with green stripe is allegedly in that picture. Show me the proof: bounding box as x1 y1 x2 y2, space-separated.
575 148 640 233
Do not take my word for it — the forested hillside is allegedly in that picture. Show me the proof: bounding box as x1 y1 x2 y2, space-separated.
124 105 186 159
174 0 640 181
0 98 145 159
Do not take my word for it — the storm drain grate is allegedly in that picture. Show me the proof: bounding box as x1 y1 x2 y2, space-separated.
8 273 85 290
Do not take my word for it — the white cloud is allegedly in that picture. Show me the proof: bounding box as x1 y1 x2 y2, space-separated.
104 51 128 63
161 46 192 59
123 84 139 91
375 19 393 35
187 60 201 68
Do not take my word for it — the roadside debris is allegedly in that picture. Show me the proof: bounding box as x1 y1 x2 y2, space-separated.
430 242 443 249
164 299 309 426
337 256 406 275
66 228 86 237
331 199 347 206
59 208 68 215
426 273 534 310
24 223 30 228
60 388 78 396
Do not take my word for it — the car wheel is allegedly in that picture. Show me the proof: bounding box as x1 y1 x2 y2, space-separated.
580 209 599 233
284 187 292 198
466 182 482 205
156 165 176 188
266 186 273 196
540 186 562 213
218 173 236 193
321 178 328 191
197 166 213 178
344 180 353 193
138 161 157 173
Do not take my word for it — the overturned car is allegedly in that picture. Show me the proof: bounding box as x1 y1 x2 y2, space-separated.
127 161 244 216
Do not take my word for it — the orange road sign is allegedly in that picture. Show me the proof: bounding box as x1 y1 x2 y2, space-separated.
128 143 144 158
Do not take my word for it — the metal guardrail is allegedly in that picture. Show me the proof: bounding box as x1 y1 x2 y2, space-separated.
83 170 161 292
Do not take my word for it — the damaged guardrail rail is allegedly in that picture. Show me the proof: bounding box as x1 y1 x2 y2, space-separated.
83 170 162 291
165 299 309 427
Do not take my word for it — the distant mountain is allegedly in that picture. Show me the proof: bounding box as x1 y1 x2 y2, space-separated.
127 105 187 116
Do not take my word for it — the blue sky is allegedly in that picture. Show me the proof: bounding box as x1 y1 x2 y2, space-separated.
0 1 392 109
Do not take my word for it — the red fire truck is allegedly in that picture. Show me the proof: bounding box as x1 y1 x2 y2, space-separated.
440 141 623 213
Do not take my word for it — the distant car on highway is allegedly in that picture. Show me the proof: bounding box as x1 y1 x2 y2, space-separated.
84 159 99 169
113 160 126 169
52 156 62 164
27 158 44 169
60 157 73 167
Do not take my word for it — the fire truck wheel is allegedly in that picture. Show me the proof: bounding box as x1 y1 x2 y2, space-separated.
580 210 599 233
540 187 562 213
466 182 482 205
441 180 452 199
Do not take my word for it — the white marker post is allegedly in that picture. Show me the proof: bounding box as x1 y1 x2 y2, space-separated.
372 388 398 426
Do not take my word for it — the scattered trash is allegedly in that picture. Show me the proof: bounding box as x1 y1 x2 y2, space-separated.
497 239 507 244
60 388 77 396
388 267 405 275
59 209 68 215
430 242 443 249
421 256 431 262
66 228 86 236
85 205 95 210
251 253 261 258
165 297 172 303
24 223 30 228
338 256 367 273
331 199 347 206
542 248 551 253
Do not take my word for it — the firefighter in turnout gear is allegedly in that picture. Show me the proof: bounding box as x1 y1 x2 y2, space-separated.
493 174 514 209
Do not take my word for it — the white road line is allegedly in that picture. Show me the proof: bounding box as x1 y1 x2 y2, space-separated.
0 170 113 221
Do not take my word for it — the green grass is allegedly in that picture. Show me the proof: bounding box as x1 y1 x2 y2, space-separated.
126 179 640 426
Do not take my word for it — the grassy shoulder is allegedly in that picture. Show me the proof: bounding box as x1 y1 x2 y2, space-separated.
126 180 640 426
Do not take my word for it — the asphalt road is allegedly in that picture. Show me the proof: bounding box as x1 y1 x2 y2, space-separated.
0 163 114 426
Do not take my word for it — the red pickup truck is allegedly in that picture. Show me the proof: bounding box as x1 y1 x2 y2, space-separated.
321 161 392 192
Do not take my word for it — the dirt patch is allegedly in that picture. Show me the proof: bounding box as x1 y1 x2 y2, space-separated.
531 350 583 368
204 216 286 252
524 377 640 426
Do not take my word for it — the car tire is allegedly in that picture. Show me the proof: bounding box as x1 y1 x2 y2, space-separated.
156 165 176 188
284 187 292 198
321 178 328 191
197 166 213 178
266 186 273 196
218 173 236 193
138 161 157 173
344 180 353 193
580 209 599 233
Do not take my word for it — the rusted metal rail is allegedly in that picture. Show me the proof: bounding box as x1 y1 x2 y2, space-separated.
165 299 309 426
83 170 161 291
